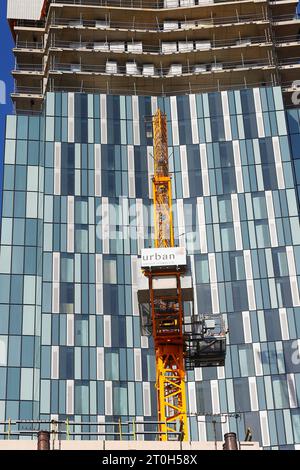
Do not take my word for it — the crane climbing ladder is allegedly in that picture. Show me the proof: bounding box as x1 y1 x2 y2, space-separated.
137 109 227 441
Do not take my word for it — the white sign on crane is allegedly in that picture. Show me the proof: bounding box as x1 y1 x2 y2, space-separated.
140 247 187 268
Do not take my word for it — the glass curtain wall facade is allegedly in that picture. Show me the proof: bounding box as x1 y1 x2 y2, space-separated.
1 86 300 448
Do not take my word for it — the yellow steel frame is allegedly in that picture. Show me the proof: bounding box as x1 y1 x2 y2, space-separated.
157 347 188 441
150 109 188 441
152 109 174 249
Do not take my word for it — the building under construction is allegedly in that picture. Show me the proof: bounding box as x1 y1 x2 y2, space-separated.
1 0 300 449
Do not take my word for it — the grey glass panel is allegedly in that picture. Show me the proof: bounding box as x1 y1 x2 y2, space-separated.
75 381 89 414
195 381 212 414
59 346 74 379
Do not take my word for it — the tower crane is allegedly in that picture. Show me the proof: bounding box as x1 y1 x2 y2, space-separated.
137 109 227 441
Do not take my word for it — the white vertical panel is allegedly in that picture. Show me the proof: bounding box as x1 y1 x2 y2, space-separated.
105 381 113 415
265 191 278 246
286 246 297 276
208 253 217 283
211 380 220 414
188 382 197 414
132 286 139 317
253 88 262 113
244 250 253 280
197 417 207 442
68 93 74 142
221 92 232 141
95 144 101 196
217 366 225 380
197 197 207 253
54 142 61 195
189 95 199 143
246 279 256 310
253 343 263 376
287 373 298 408
151 96 158 116
290 277 300 307
180 146 190 198
51 346 59 379
143 382 151 416
254 88 264 137
224 115 232 141
52 283 59 314
189 255 198 317
200 144 210 196
128 145 136 198
221 91 230 116
194 367 202 381
177 199 185 247
242 311 252 343
67 315 74 346
231 194 243 250
100 94 107 144
136 198 144 254
66 380 74 415
209 254 219 313
279 308 289 340
141 336 149 348
147 146 154 198
170 96 179 145
133 121 140 146
52 252 60 283
134 348 142 381
132 96 140 145
95 254 103 284
249 377 259 411
101 197 110 254
260 411 270 447
103 315 111 347
272 136 285 189
97 347 105 381
257 310 267 341
286 247 300 306
233 141 244 193
67 196 74 253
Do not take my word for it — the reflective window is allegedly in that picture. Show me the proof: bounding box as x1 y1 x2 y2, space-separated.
103 258 117 284
59 346 74 379
75 381 89 414
272 376 289 408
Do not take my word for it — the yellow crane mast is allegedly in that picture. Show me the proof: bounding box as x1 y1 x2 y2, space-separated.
138 109 227 442
147 109 188 440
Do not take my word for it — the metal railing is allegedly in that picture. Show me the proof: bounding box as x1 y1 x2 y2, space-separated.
14 64 44 72
13 34 300 53
14 11 300 33
0 419 183 441
49 0 250 9
49 57 275 73
49 12 268 31
48 35 270 53
15 41 44 50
